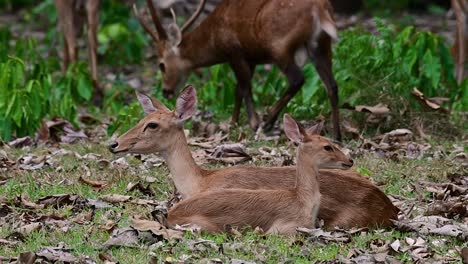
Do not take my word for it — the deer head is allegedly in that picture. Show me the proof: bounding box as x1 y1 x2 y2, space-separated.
134 0 206 98
109 85 197 155
283 114 353 170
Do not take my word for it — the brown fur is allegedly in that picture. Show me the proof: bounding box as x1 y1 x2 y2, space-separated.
168 118 351 234
110 89 399 229
137 0 342 140
54 0 102 104
452 0 467 84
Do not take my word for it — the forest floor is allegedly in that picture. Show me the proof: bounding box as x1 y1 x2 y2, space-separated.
1 119 467 263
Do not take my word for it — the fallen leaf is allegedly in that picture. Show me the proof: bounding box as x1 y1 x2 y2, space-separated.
18 223 42 235
99 194 132 203
102 227 139 248
79 176 108 191
8 136 34 148
18 252 36 264
111 157 129 170
72 210 95 224
60 126 88 143
36 244 77 263
20 194 45 209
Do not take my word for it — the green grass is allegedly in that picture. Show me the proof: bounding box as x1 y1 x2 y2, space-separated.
1 138 465 263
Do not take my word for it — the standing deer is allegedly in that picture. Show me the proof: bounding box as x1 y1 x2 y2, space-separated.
109 86 399 228
452 0 467 84
134 0 342 140
54 0 103 104
166 114 351 234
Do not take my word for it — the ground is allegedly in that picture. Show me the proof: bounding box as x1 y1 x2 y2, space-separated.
0 123 467 263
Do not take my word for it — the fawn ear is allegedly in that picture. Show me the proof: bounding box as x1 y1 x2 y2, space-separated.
306 122 324 135
136 91 169 115
175 85 197 122
283 114 304 143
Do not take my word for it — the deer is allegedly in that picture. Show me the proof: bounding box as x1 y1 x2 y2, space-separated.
108 86 399 229
54 0 103 104
166 114 351 234
452 0 467 84
134 0 343 141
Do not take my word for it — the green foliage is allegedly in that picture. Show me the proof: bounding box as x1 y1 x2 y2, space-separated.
285 20 462 119
106 101 144 136
0 57 51 140
0 30 93 141
97 1 148 65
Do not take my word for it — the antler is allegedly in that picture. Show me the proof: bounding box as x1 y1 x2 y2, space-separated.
133 4 159 42
146 0 168 40
134 0 168 42
181 0 207 33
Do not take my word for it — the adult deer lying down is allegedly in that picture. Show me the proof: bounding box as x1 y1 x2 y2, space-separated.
108 86 399 228
134 0 342 140
167 114 351 233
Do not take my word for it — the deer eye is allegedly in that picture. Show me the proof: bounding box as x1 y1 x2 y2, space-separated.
159 63 166 73
145 122 158 130
324 145 333 152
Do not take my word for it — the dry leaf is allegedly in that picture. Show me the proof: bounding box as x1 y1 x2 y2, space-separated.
79 176 108 191
20 194 45 209
18 223 42 235
102 227 139 248
36 244 77 263
99 194 132 203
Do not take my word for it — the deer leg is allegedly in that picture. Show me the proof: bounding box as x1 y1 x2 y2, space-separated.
309 35 342 141
85 0 103 105
452 0 467 84
231 84 243 125
264 61 304 130
55 0 78 72
230 60 259 129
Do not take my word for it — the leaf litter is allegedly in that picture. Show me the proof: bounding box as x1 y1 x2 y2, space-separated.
1 108 467 263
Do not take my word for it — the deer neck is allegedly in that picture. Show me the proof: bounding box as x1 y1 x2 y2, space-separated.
295 149 321 208
161 130 203 199
179 23 226 69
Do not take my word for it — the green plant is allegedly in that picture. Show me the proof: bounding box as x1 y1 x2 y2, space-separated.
0 57 51 140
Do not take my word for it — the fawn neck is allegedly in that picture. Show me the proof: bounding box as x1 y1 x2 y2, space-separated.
161 129 202 198
179 20 226 69
295 148 321 205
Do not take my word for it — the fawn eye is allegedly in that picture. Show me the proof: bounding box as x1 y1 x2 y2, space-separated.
159 63 166 73
324 145 333 152
145 122 158 130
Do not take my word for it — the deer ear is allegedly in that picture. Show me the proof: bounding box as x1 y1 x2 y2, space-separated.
136 91 169 115
136 92 157 115
306 122 324 135
175 85 197 122
283 114 304 143
167 23 182 46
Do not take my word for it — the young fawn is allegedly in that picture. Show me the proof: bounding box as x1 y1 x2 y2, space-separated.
109 86 399 228
166 114 352 234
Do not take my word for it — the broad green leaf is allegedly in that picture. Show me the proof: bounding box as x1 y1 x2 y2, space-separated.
422 50 441 90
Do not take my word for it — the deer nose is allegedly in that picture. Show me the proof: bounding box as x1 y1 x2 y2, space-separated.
162 89 174 99
349 159 354 166
108 141 119 152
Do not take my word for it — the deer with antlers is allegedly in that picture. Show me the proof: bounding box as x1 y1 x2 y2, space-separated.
134 0 342 140
109 86 399 228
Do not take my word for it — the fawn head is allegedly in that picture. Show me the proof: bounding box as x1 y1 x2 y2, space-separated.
108 85 197 155
134 0 206 98
283 114 353 170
